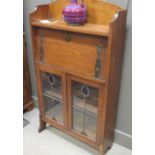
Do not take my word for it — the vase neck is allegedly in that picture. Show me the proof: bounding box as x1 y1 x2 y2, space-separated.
71 0 77 4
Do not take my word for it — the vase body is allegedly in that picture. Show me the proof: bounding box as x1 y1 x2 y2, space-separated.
63 0 86 25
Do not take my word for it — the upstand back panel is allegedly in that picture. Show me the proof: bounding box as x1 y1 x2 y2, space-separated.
29 0 127 154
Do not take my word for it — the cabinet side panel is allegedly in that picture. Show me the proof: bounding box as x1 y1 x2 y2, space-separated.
103 10 127 151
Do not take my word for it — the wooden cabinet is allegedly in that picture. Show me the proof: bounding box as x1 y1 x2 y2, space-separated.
29 1 127 154
23 33 34 111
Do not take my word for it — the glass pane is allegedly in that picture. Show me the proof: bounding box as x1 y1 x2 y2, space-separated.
41 72 64 125
72 81 99 141
42 72 62 100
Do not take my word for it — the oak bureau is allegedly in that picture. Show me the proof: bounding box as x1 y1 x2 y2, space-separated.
29 0 127 154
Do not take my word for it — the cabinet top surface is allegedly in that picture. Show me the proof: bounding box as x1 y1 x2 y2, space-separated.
31 19 110 36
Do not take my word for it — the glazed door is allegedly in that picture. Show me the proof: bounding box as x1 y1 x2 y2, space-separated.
37 66 67 129
68 75 102 144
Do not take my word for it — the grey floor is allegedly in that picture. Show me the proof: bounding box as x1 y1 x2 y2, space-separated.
23 108 132 155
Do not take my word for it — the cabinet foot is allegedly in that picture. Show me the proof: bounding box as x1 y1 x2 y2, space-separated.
38 115 46 133
105 146 111 153
99 145 104 155
23 101 34 112
99 145 112 155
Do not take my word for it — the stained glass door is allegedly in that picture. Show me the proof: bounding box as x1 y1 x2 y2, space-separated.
69 78 100 142
41 71 64 125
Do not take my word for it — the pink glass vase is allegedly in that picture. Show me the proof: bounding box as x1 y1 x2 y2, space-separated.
62 0 87 25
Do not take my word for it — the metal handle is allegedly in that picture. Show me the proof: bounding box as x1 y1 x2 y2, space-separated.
65 32 71 41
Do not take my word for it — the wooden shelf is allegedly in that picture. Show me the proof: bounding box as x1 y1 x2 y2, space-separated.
73 97 98 115
43 90 62 101
43 90 97 115
31 19 110 37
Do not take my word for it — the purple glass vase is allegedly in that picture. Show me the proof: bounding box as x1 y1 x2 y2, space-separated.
63 0 86 25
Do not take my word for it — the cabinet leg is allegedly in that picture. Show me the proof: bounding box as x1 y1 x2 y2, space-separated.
27 102 34 111
38 115 46 133
99 145 112 155
99 145 104 155
23 101 34 112
105 146 111 154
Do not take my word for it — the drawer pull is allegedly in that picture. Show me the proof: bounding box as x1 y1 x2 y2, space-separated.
95 44 103 77
40 31 44 62
65 32 71 41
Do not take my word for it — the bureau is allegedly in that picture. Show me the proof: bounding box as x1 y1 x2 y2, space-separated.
29 0 127 154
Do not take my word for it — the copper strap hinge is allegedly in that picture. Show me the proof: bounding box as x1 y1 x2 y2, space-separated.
95 44 103 77
40 31 44 62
